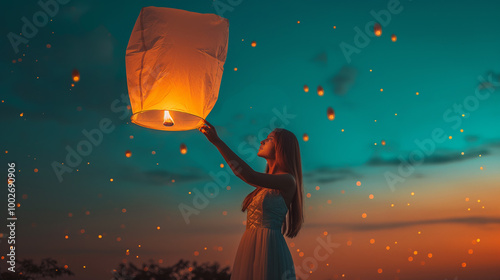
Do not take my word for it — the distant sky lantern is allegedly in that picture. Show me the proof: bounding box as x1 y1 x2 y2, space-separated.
125 150 132 158
72 69 80 82
327 107 335 120
374 23 382 37
303 85 309 93
391 34 397 42
303 133 309 142
381 140 386 146
126 7 229 131
251 41 257 47
317 86 324 96
180 143 187 154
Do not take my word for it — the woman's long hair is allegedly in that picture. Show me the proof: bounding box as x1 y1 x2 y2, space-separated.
241 128 304 238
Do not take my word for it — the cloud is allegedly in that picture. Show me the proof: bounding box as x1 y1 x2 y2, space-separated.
303 166 360 185
330 65 357 95
477 70 500 91
307 216 500 232
311 51 327 66
120 165 211 186
367 148 491 166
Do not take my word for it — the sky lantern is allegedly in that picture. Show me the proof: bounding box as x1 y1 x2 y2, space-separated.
317 86 324 96
125 150 132 158
303 133 309 142
180 143 187 154
251 41 257 47
303 85 309 93
72 69 80 82
381 140 386 146
327 107 335 120
391 34 397 42
126 7 229 131
374 23 382 37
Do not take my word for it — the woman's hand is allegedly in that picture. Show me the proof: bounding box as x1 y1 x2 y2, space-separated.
198 119 221 144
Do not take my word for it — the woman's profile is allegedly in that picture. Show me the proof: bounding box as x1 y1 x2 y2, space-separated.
198 120 304 280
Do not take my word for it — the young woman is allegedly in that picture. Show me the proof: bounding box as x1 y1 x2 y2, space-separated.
198 120 304 280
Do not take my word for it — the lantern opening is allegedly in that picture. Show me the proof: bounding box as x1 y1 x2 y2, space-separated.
163 110 175 126
131 109 204 131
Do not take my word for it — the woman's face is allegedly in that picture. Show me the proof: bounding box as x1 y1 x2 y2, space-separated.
258 131 276 159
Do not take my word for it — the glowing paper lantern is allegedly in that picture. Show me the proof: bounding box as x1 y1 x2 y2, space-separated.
381 140 386 146
125 150 132 158
391 34 397 42
317 86 324 96
251 41 257 47
126 7 229 131
303 133 309 142
374 23 382 37
72 69 80 82
303 85 309 93
327 107 335 120
180 143 187 154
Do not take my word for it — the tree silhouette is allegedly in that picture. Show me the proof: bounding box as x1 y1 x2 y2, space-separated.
0 257 74 280
111 259 231 280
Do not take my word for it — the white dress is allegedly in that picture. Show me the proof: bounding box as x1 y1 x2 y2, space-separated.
231 188 296 280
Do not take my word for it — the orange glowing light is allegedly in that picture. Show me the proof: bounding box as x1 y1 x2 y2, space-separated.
391 34 397 42
381 140 386 146
303 85 309 92
356 181 361 186
362 213 367 218
303 133 309 142
125 150 132 158
163 110 174 126
327 107 335 120
317 86 324 96
374 23 382 36
180 143 187 154
251 41 257 47
369 194 374 199
377 268 383 274
72 69 80 82
370 238 375 244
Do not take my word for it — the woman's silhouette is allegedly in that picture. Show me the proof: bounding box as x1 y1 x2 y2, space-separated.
198 120 304 280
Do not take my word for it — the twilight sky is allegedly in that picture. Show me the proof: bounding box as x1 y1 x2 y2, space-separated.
1 0 500 279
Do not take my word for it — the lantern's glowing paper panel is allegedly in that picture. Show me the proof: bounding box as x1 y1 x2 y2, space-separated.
126 7 229 131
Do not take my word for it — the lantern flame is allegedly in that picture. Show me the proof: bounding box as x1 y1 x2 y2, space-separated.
163 110 174 126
